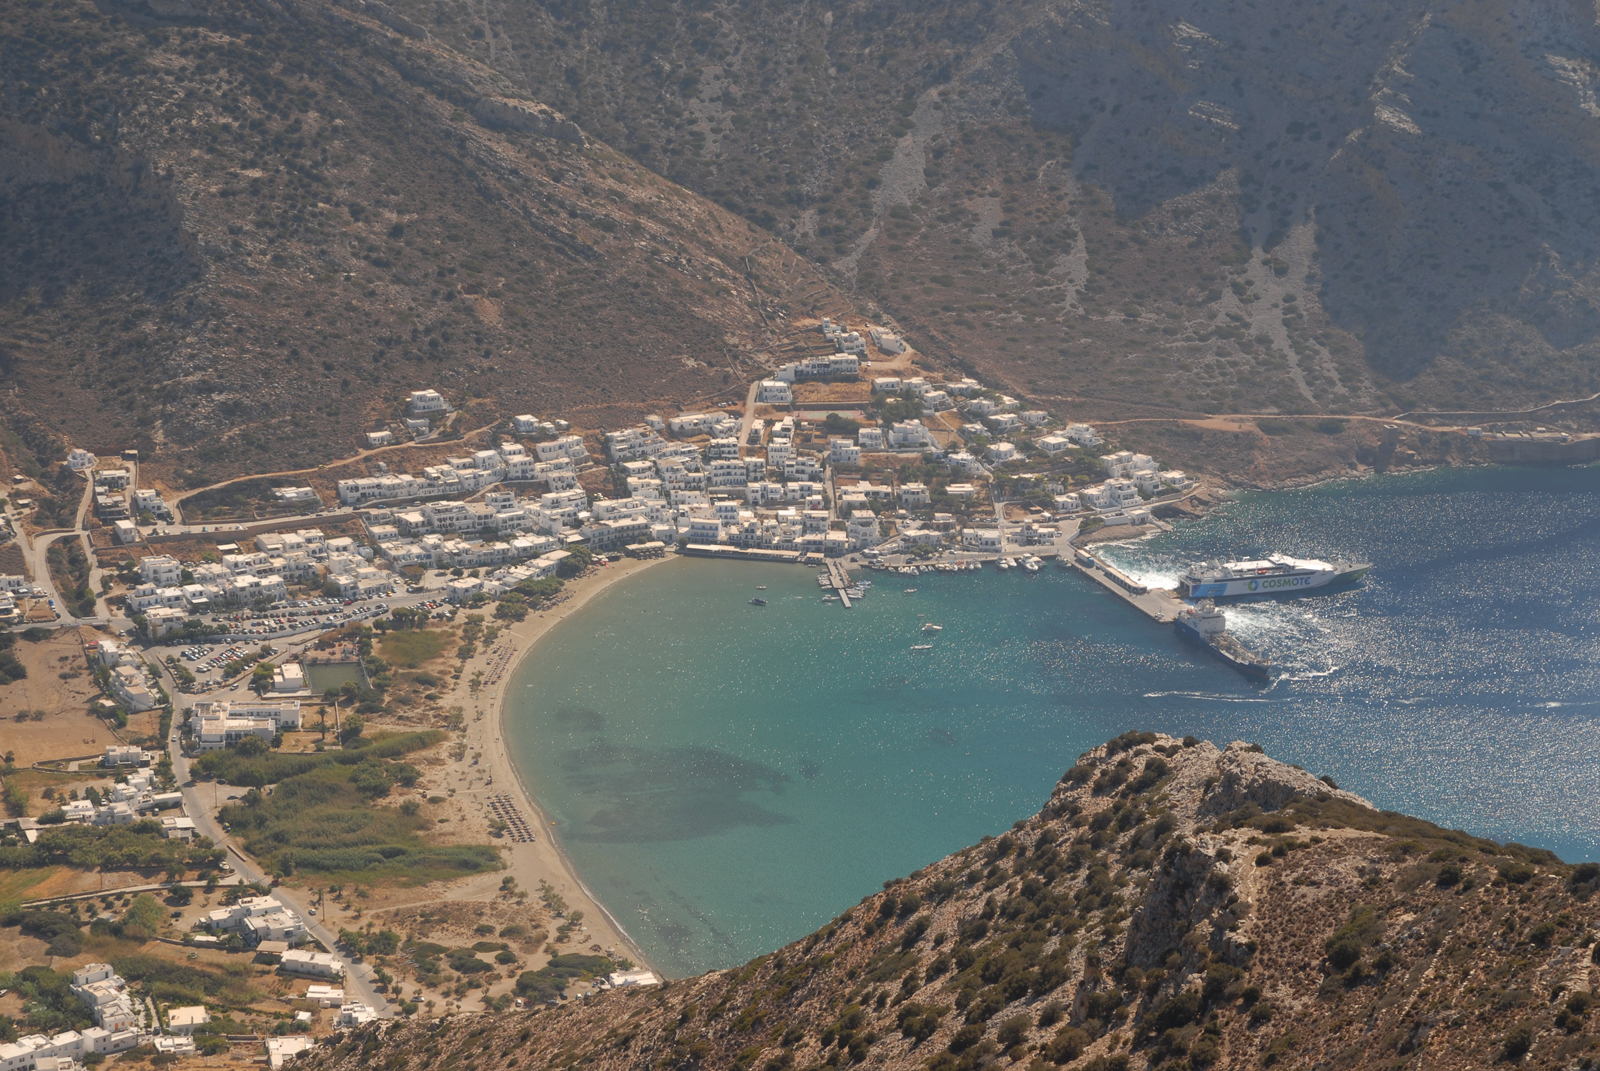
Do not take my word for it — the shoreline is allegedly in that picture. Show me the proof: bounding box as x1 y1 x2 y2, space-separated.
457 553 671 976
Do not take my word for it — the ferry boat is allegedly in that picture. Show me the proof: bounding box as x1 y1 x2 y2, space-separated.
1174 602 1270 682
1178 554 1370 598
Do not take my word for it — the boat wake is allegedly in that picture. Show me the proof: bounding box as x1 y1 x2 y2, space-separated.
1285 665 1343 681
1141 691 1275 703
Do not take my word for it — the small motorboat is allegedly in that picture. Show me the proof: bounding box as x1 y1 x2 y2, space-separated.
903 588 918 594
910 644 934 651
749 598 768 606
922 623 943 633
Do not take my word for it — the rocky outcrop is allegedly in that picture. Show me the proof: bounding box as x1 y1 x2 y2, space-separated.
298 732 1596 1071
1197 741 1373 817
471 97 585 147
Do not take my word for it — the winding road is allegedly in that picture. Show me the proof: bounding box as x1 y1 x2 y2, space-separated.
166 732 392 1016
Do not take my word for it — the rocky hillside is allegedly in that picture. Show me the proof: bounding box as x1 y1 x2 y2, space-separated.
396 0 1600 418
299 734 1600 1071
0 0 857 484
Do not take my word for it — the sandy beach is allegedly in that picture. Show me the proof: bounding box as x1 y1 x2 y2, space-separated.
445 553 670 974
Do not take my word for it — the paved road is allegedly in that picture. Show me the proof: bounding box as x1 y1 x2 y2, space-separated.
737 377 762 449
168 736 392 1016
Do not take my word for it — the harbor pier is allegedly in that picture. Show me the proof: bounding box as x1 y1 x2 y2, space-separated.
1070 550 1185 623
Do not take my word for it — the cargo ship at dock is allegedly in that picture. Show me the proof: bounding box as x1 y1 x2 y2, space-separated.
1178 554 1369 599
1174 603 1271 683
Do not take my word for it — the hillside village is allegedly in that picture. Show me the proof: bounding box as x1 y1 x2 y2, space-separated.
3 319 1198 640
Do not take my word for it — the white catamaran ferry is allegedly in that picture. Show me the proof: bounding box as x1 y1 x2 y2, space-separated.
1179 554 1370 598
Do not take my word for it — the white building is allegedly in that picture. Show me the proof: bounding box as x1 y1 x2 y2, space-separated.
846 510 881 549
304 986 345 1008
604 969 663 988
900 482 931 508
829 438 861 464
365 430 393 447
271 663 306 693
1037 434 1073 454
756 380 792 404
867 327 906 355
668 413 712 436
140 555 184 587
872 377 902 394
962 528 1004 551
408 389 447 413
189 700 303 750
166 1007 210 1035
1066 423 1103 448
988 442 1018 463
280 950 344 979
534 435 589 464
889 421 935 449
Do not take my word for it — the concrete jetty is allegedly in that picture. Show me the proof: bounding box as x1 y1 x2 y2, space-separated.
1070 550 1185 623
824 560 855 607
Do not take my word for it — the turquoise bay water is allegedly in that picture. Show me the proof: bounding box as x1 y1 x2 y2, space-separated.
504 465 1600 978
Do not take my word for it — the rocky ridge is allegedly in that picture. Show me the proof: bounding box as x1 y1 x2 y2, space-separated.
300 734 1600 1071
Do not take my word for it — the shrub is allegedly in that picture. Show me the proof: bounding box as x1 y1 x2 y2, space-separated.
1249 1002 1274 1026
1148 990 1200 1031
1497 862 1534 885
947 1024 984 1053
1045 1025 1088 1064
1500 1021 1535 1061
1437 863 1463 887
896 1002 942 1042
1081 1057 1129 1071
995 1015 1029 1048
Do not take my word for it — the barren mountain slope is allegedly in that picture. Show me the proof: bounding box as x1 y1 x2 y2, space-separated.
0 0 854 483
301 734 1600 1071
408 0 1600 416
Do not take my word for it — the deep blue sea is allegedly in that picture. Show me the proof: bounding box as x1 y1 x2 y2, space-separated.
503 465 1600 978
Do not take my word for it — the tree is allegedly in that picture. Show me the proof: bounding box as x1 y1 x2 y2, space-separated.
251 664 275 691
339 713 365 744
232 735 269 758
120 893 164 939
494 593 529 622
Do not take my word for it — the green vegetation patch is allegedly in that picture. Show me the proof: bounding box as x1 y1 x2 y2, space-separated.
113 954 267 1009
0 632 27 686
378 628 452 668
0 822 225 872
515 954 616 1004
0 965 93 1033
210 731 496 883
194 730 444 787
